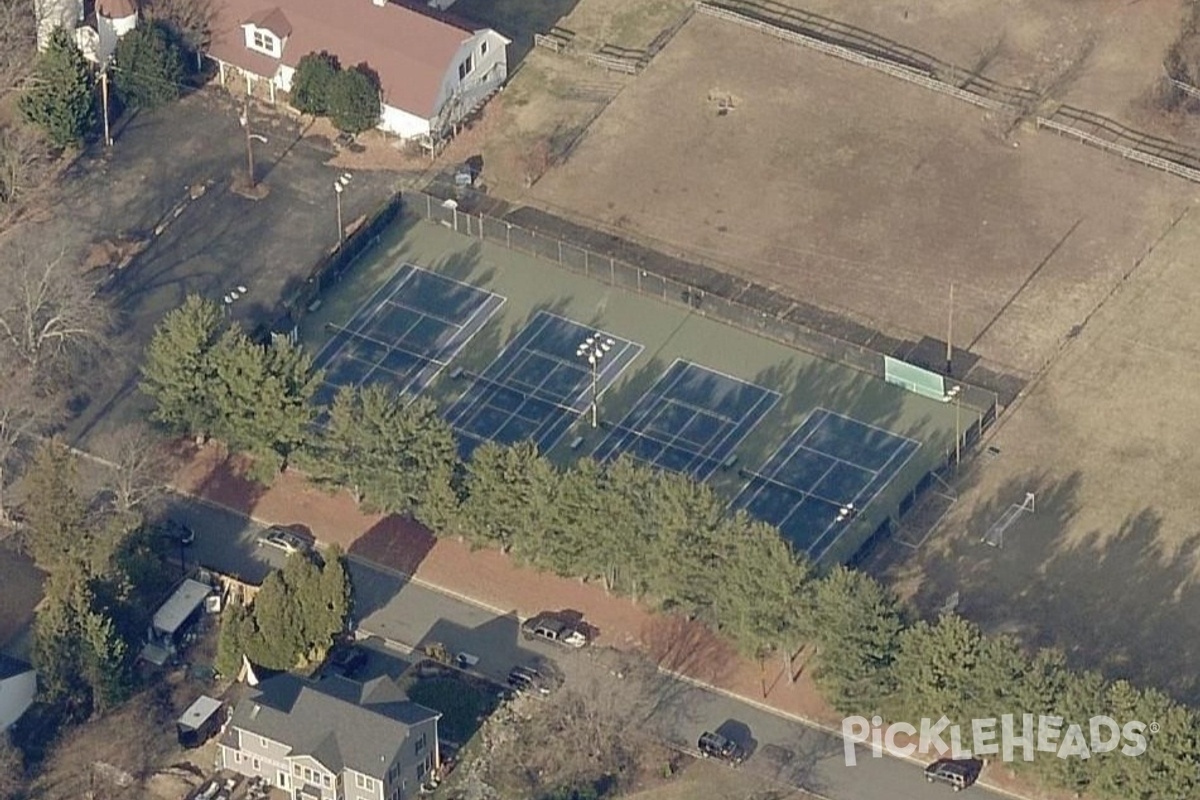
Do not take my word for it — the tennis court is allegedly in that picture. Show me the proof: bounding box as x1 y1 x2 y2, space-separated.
591 360 779 482
732 409 919 559
444 311 643 458
310 264 504 408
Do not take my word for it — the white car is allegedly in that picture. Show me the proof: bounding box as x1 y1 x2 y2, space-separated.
257 527 308 556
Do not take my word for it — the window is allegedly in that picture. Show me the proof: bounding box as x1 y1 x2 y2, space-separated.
260 737 268 748
417 762 426 780
355 773 375 790
250 29 276 55
457 55 473 81
414 733 427 755
293 764 302 776
234 752 243 764
480 40 488 56
323 775 331 788
252 757 261 771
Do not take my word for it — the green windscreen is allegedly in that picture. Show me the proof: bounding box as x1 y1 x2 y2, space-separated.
884 356 946 401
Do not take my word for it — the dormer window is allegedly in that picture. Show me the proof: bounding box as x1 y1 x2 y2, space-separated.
250 28 278 56
457 55 473 81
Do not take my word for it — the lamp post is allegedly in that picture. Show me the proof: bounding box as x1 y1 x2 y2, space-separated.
334 173 352 248
576 334 614 428
239 101 268 188
223 285 247 317
948 385 963 469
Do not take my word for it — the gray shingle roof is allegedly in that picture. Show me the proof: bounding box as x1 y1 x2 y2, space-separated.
229 673 439 777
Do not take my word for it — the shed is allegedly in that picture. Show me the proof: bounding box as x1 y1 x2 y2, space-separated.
150 579 213 641
177 695 225 748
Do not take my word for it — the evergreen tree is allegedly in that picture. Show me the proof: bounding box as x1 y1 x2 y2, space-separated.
32 583 88 712
112 20 185 110
461 441 557 553
245 569 308 669
79 605 131 712
19 27 95 147
808 567 903 714
24 439 90 575
892 614 986 723
318 545 352 638
290 51 340 115
328 66 380 134
214 603 249 679
140 294 225 436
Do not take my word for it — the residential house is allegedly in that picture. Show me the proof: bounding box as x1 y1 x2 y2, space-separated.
0 654 36 732
207 0 510 142
35 0 138 64
218 671 441 800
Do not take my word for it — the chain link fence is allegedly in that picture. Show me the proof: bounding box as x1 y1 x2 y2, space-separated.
407 190 1000 428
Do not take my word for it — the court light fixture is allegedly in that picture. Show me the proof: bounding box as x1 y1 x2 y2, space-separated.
577 334 615 429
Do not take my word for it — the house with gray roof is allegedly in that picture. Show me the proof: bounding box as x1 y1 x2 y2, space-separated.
218 672 440 800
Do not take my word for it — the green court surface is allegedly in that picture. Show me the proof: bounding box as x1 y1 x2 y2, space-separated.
297 215 977 564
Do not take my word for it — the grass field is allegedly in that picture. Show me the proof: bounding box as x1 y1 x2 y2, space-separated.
526 11 1192 378
298 214 969 564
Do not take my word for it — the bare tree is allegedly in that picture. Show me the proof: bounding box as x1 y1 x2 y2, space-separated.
0 372 59 524
0 124 52 218
0 730 24 800
0 248 113 376
93 423 175 514
0 0 36 92
142 0 216 54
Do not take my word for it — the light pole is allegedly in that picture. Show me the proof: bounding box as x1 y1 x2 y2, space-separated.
948 385 963 469
239 101 268 188
576 335 614 428
334 173 352 248
223 284 247 317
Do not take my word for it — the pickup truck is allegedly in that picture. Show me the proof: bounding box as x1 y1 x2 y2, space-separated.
521 614 589 649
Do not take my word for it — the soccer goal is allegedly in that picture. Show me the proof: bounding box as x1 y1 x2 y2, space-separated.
981 492 1035 548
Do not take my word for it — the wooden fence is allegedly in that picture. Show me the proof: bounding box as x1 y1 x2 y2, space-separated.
697 1 1200 186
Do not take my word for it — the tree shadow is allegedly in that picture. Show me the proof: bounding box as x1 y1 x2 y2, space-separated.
348 516 437 577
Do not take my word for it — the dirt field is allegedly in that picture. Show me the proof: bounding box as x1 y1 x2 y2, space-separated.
869 207 1200 704
526 12 1193 376
785 0 1181 122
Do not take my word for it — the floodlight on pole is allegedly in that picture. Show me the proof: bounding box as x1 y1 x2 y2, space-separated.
576 334 614 428
334 173 353 249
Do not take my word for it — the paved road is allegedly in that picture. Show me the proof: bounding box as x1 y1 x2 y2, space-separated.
167 493 1011 800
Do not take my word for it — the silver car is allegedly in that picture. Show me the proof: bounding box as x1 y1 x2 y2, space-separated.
257 527 308 556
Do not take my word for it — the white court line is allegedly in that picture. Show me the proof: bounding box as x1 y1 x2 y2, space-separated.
310 263 419 368
810 407 922 449
692 382 780 481
596 361 693 459
445 312 556 428
416 292 507 398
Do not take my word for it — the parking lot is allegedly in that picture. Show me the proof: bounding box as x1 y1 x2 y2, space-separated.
0 89 401 447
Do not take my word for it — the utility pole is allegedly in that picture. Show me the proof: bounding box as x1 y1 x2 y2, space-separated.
945 282 954 376
100 68 112 147
240 99 255 188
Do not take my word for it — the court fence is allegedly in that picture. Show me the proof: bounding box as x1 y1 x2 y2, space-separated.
259 191 404 341
405 191 998 457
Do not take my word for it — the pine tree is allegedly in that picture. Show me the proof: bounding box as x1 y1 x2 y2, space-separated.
79 606 131 712
461 441 557 553
19 27 95 147
140 294 226 436
808 567 903 714
23 439 90 575
318 545 352 640
214 603 249 679
112 20 185 110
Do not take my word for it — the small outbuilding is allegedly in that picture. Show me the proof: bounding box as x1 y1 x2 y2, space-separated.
177 695 225 748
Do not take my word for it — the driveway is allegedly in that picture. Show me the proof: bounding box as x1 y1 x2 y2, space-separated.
167 493 1010 800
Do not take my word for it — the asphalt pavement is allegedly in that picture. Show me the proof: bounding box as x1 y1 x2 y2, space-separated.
166 492 1012 800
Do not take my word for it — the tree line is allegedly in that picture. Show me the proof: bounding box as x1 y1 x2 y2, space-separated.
141 296 1200 800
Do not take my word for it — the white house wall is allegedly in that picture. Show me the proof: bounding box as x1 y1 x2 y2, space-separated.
430 29 508 123
0 670 37 731
379 104 430 138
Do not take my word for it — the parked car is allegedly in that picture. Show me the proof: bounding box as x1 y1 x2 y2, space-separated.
698 731 746 765
256 527 308 556
521 614 588 648
157 520 195 546
506 665 559 697
924 759 981 791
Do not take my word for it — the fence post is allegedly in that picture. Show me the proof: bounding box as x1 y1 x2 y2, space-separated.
609 257 615 286
426 193 431 218
480 213 485 240
637 269 642 293
558 240 563 265
584 249 589 276
530 227 536 255
506 223 511 249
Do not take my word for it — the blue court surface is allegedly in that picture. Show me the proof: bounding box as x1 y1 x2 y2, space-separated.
311 264 504 408
732 409 919 560
592 360 779 482
444 311 643 458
